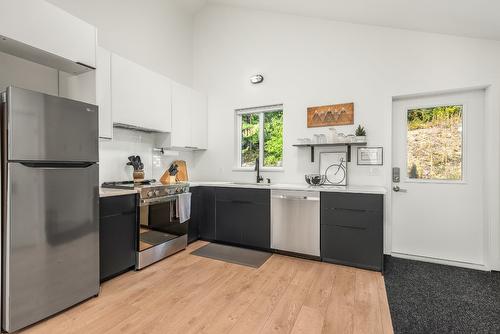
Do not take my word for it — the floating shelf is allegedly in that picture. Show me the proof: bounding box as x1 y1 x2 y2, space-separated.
292 142 367 162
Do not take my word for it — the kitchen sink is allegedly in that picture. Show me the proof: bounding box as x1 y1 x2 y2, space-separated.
230 182 272 187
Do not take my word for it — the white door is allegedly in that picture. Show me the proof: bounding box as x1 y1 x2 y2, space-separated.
391 89 486 268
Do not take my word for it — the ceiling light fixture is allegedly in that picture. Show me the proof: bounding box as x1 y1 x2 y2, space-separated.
250 74 264 84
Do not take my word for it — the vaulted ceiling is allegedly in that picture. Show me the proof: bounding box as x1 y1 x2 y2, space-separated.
177 0 500 41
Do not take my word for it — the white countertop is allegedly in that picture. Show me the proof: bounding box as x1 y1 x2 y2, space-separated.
188 181 386 195
99 187 139 198
99 182 386 198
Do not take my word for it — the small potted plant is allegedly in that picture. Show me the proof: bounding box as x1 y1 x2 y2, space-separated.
355 125 366 142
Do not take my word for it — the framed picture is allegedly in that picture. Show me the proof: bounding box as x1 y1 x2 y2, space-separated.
307 103 354 127
357 147 383 165
319 152 348 185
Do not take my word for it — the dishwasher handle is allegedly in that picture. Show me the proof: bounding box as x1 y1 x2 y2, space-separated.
272 195 320 201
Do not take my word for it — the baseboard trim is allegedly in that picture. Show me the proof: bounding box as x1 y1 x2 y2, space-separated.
390 252 489 271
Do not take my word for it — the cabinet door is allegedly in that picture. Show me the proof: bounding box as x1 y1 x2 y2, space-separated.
240 203 270 249
99 195 137 281
0 0 96 68
215 188 270 248
171 82 193 148
111 53 171 132
149 70 172 132
100 212 136 281
188 187 200 243
191 90 208 149
215 200 243 244
198 187 216 240
96 47 112 139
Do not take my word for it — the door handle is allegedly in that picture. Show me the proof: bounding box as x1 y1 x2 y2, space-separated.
392 185 407 193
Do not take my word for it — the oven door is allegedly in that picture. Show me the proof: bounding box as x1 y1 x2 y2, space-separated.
139 196 187 251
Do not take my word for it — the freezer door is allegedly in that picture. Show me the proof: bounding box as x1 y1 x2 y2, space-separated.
3 162 99 333
6 86 98 162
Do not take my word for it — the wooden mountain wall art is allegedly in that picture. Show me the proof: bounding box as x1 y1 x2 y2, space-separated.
307 102 354 128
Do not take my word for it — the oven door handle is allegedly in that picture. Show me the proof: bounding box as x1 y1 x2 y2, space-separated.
139 195 178 207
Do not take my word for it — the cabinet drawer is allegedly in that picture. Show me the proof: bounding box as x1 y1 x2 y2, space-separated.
321 209 382 229
321 192 383 212
100 194 136 217
321 224 383 271
216 187 270 205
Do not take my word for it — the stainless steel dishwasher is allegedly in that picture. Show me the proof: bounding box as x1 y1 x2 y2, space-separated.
271 190 320 256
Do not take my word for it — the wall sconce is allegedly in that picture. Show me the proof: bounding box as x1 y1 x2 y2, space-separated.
250 74 264 84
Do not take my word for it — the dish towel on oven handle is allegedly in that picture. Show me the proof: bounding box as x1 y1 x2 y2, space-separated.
177 192 192 224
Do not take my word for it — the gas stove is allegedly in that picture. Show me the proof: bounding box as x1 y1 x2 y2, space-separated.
101 179 189 200
102 179 190 270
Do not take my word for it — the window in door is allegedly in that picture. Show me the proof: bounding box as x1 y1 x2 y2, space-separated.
407 105 463 180
236 105 283 169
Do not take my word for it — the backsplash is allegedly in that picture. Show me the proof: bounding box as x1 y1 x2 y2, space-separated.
99 128 196 184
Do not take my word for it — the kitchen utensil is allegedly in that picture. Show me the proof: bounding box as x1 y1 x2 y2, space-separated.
127 155 143 170
304 174 326 186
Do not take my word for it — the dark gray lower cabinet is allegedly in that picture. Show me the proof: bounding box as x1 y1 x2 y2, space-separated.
197 187 216 240
188 187 200 243
321 192 383 271
215 187 270 249
99 194 137 281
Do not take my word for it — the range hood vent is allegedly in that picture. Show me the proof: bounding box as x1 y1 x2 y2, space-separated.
113 123 165 134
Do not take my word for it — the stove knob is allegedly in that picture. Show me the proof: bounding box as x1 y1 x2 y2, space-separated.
154 190 161 196
147 191 154 198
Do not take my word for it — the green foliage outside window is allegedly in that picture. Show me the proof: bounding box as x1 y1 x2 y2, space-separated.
241 114 259 167
264 111 283 167
240 110 283 168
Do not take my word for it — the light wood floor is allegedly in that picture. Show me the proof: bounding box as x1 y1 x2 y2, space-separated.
20 241 393 334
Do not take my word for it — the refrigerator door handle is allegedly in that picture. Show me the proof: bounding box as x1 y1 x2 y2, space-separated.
19 162 96 168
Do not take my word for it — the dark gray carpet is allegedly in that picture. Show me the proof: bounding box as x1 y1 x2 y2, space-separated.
191 243 272 268
384 256 500 334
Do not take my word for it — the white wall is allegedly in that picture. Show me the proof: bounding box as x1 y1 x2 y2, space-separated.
99 128 197 184
45 0 197 183
192 5 500 268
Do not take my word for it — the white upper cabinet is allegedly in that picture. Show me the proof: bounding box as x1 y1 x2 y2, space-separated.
0 0 96 71
111 53 172 132
170 83 208 150
171 83 194 148
191 90 208 150
96 47 112 139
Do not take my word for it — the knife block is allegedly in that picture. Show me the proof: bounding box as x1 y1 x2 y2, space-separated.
160 170 176 184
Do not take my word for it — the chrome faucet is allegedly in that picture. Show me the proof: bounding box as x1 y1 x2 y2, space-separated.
255 158 263 183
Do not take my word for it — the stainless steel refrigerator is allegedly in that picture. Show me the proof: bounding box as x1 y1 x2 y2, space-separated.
0 86 99 332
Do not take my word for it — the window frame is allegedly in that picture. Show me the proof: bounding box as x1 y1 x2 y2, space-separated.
404 102 467 184
234 104 284 172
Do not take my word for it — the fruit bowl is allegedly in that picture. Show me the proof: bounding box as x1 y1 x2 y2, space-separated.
305 174 326 186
